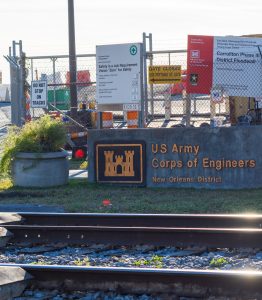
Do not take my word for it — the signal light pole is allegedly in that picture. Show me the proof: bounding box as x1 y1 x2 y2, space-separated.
68 0 77 117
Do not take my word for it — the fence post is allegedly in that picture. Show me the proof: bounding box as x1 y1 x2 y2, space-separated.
210 100 216 119
8 40 23 126
164 94 171 121
19 41 26 124
141 32 147 127
149 33 154 120
185 93 191 127
68 0 77 117
52 57 57 108
9 63 19 125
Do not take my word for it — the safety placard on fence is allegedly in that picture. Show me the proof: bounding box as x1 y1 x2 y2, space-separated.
148 65 181 84
96 43 142 105
31 80 47 108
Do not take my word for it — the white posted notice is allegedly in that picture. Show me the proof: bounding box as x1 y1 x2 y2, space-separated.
213 36 262 97
96 43 142 105
31 80 48 108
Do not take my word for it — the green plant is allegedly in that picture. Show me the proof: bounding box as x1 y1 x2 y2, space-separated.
73 257 90 266
151 255 163 268
30 259 51 265
133 259 147 267
210 257 228 267
0 115 66 175
133 256 163 268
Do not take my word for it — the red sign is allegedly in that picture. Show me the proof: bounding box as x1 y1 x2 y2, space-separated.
66 70 91 86
186 35 214 94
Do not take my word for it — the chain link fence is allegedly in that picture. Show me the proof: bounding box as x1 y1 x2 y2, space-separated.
26 55 96 122
24 49 233 129
5 38 260 133
147 51 232 128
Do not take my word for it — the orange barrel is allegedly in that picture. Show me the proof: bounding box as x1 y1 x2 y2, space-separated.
127 111 139 128
102 112 113 128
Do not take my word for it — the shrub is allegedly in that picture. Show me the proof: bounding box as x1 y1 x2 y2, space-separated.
0 115 67 175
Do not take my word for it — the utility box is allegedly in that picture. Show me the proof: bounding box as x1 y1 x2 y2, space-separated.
48 89 70 110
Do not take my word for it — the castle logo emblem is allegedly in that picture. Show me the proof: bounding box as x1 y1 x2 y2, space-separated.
104 150 135 177
96 142 145 184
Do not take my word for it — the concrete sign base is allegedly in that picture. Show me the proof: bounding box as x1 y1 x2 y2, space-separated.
88 127 262 189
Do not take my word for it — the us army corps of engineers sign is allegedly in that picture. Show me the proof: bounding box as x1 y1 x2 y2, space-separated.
95 142 146 185
89 127 262 189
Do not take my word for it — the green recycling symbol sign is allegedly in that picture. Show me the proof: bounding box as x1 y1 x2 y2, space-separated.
130 45 138 55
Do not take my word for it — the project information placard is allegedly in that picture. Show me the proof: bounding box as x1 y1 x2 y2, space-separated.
187 35 262 97
96 43 142 105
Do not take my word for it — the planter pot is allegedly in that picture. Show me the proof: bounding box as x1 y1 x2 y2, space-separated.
12 151 69 187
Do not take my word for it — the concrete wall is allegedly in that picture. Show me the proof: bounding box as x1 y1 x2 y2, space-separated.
88 126 262 189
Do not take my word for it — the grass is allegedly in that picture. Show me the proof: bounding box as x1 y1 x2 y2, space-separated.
0 177 262 213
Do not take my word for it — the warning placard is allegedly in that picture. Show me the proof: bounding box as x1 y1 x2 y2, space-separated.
96 43 142 105
31 80 47 108
148 65 181 84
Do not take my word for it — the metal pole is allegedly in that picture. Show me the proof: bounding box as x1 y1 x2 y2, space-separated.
52 58 57 108
141 33 147 127
11 40 21 126
19 40 26 125
30 58 35 118
30 59 34 81
193 97 197 114
149 33 154 119
185 94 191 127
68 0 77 117
8 57 17 125
15 41 21 126
12 41 16 59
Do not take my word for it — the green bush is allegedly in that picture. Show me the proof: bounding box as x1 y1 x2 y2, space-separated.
0 115 67 175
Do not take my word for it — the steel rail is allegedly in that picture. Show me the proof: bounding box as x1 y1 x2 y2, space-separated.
3 225 262 248
25 50 187 60
2 264 262 297
5 212 262 228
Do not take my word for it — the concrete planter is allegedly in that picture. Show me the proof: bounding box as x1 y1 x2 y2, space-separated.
12 150 69 187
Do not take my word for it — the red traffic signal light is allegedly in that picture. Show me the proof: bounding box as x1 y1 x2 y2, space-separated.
72 146 87 160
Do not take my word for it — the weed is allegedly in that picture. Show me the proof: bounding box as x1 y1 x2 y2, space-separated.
210 257 228 267
133 259 146 267
30 259 51 265
73 257 90 266
133 256 163 268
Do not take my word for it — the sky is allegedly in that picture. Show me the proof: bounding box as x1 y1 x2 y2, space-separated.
1 0 262 83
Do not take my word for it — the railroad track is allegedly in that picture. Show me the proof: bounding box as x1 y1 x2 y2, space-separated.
2 264 262 299
2 212 262 227
1 213 262 248
2 213 262 299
